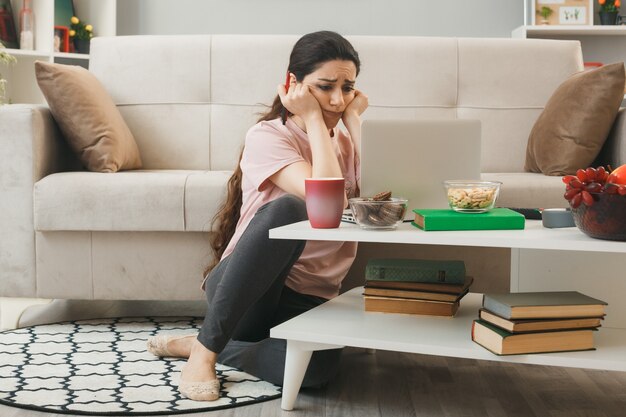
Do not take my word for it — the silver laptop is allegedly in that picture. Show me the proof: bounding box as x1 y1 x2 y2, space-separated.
357 119 482 220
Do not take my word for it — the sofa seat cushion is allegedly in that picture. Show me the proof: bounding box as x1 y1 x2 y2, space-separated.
481 172 568 209
34 170 231 232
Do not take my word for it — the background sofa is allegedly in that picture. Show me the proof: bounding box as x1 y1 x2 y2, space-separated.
1 35 624 327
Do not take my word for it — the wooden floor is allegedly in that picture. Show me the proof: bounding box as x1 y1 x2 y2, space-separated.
1 347 626 417
2 299 626 417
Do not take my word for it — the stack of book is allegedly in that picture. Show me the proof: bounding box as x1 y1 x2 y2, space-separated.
363 259 473 317
472 291 607 355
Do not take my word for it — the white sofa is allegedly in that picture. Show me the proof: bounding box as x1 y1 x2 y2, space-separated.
1 35 624 322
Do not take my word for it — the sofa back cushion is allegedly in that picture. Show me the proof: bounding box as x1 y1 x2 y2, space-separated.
89 35 583 173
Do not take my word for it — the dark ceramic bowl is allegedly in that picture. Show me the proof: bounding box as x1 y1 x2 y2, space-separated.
571 193 626 241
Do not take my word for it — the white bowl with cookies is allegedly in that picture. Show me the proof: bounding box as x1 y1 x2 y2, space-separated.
443 180 502 213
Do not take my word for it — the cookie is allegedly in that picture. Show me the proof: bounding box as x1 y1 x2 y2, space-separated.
351 203 371 222
379 202 406 222
372 191 392 201
366 212 389 226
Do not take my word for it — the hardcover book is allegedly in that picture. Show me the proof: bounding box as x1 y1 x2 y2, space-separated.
363 287 469 303
412 208 525 231
471 319 596 355
364 296 459 317
482 291 607 320
366 276 474 294
365 258 466 284
479 309 603 333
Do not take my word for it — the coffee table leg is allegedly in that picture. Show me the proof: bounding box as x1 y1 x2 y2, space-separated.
281 340 313 411
281 340 344 411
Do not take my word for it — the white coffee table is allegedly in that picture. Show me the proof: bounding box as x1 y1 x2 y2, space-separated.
269 220 626 411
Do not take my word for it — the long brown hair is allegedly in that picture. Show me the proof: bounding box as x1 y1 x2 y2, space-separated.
204 31 361 276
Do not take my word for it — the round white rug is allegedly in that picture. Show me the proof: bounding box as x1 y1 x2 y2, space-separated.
0 317 281 415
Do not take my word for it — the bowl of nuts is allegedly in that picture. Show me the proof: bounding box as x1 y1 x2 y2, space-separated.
443 180 501 213
349 191 408 230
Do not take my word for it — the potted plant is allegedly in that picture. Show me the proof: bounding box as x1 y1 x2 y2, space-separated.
599 0 621 24
69 16 94 54
0 41 17 105
538 6 554 25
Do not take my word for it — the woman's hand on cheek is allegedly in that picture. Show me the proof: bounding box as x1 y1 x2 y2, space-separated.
277 80 322 123
342 89 369 124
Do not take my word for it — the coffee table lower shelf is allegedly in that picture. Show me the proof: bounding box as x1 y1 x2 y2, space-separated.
270 287 626 411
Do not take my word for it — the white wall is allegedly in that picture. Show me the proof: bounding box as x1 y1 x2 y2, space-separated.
117 0 525 38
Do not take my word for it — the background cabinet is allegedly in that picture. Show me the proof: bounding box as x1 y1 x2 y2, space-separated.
512 25 626 64
2 0 115 104
512 25 626 104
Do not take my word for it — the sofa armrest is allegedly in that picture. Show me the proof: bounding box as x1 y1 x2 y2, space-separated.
598 108 626 169
0 104 80 297
1 104 81 181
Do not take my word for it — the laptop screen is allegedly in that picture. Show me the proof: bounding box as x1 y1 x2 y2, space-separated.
359 119 482 219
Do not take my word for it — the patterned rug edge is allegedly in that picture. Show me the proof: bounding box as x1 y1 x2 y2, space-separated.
0 316 283 416
0 393 282 416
